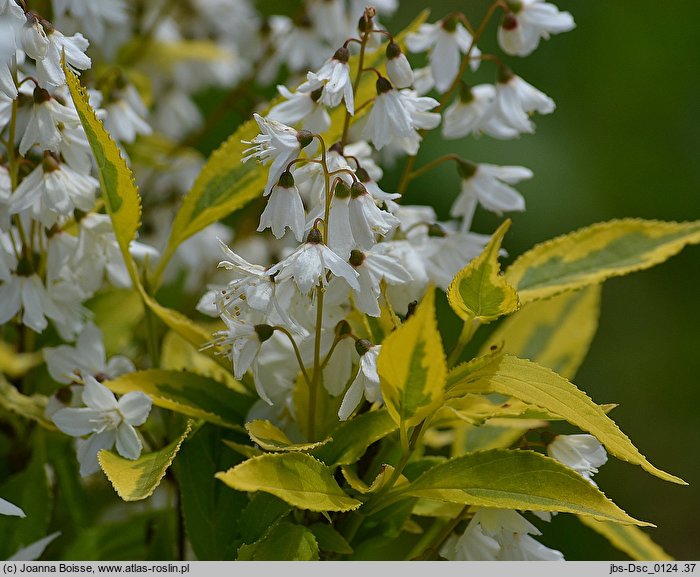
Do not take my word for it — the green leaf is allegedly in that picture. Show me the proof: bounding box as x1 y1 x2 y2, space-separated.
0 375 55 430
447 219 519 323
245 420 330 452
238 493 291 545
447 354 685 484
313 409 397 466
63 66 141 285
216 453 362 512
237 522 319 561
378 288 446 428
579 517 673 561
395 449 650 526
98 421 193 501
158 10 429 273
105 369 253 429
174 425 249 560
88 289 144 356
482 285 601 379
308 523 353 555
0 438 51 559
506 219 700 304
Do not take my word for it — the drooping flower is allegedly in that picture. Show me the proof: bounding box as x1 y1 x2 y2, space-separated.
406 16 481 93
242 113 312 196
442 83 497 140
385 41 414 89
19 86 80 156
0 0 24 98
547 434 608 485
103 83 152 144
52 0 129 44
452 160 532 228
34 26 91 87
257 170 306 242
267 228 360 295
338 340 382 420
267 85 331 135
299 47 354 115
51 375 152 476
498 0 575 57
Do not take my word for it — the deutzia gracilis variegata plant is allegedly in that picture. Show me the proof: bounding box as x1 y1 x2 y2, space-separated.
0 0 698 563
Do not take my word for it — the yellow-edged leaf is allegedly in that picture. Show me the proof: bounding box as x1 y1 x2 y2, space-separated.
482 285 601 379
63 66 141 284
395 449 650 526
158 10 429 271
0 375 55 430
341 464 407 494
377 288 446 428
579 517 673 561
216 453 361 512
506 219 700 304
105 369 253 429
245 420 330 452
99 420 193 501
447 219 519 322
0 342 42 378
447 354 685 484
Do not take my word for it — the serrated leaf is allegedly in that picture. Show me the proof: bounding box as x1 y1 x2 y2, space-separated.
63 66 141 284
482 285 601 379
447 219 519 322
245 420 330 452
447 354 685 484
579 517 673 561
0 375 55 430
308 523 353 555
98 421 193 501
237 522 319 561
158 10 429 272
105 369 253 429
312 409 397 466
506 219 700 304
174 425 249 560
238 493 291 545
216 453 361 512
378 288 446 428
395 449 650 526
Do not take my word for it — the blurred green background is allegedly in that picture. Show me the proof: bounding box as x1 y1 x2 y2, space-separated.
383 0 700 560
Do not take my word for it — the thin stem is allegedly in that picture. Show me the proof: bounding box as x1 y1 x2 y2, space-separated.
320 335 343 370
273 326 311 386
409 154 461 181
447 318 480 367
412 505 470 560
308 283 324 441
341 28 369 145
380 282 400 329
286 157 323 173
327 167 358 181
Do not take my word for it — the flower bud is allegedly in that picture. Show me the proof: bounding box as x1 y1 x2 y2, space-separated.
297 130 314 150
350 181 368 199
501 13 519 32
375 75 393 95
333 46 350 64
278 170 295 189
456 159 478 180
335 320 352 337
334 179 351 199
33 85 51 105
349 249 366 268
306 227 323 244
355 166 371 183
386 42 414 89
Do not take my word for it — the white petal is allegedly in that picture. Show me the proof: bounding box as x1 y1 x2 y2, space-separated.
0 496 26 518
8 532 61 561
51 407 101 436
77 430 116 476
82 375 119 411
115 423 142 460
338 373 365 421
118 391 152 426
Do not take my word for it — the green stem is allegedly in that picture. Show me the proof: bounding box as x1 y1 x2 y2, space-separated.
274 326 311 386
409 154 461 181
308 284 324 441
405 518 448 560
447 318 480 367
412 505 470 560
341 28 369 146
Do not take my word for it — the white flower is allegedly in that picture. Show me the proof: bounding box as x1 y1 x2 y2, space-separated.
453 161 532 228
10 154 98 226
19 86 80 156
8 532 61 562
338 341 381 420
442 84 496 139
0 496 25 517
20 14 49 61
484 68 555 138
35 28 91 87
242 113 310 196
362 78 440 154
43 322 134 385
52 0 129 43
347 247 413 317
154 91 203 140
268 229 360 295
348 181 400 247
0 1 24 98
499 0 575 57
257 170 306 242
498 532 565 561
103 84 152 144
51 375 152 476
440 523 500 561
299 47 354 115
406 18 481 93
307 0 351 44
547 434 608 485
0 272 64 333
268 85 331 134
385 41 414 89
265 15 328 76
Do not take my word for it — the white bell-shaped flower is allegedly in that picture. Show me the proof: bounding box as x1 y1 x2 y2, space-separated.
299 46 354 114
20 14 50 61
0 0 24 98
442 83 497 140
19 86 80 156
547 434 608 485
498 0 575 57
257 170 306 242
35 26 91 87
268 85 331 135
103 84 152 144
338 340 382 420
385 41 414 89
